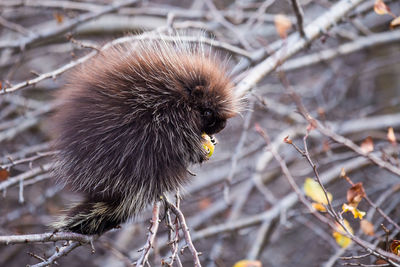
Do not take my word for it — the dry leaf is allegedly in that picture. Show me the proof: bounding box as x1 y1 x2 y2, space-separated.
53 12 64 24
283 135 292 144
391 16 400 28
332 220 353 248
342 203 366 219
374 0 391 15
303 177 332 205
360 136 374 153
387 127 397 145
233 260 262 267
360 219 375 236
317 107 326 118
347 182 366 205
0 168 9 182
274 14 292 39
376 259 388 265
391 240 400 255
198 197 212 210
340 168 346 178
322 139 330 152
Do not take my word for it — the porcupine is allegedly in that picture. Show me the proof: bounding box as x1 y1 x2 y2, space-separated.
51 33 239 235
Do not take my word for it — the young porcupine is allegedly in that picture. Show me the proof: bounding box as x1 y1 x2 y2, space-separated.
52 34 239 235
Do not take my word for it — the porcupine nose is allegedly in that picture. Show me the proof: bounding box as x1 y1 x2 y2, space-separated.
206 119 226 134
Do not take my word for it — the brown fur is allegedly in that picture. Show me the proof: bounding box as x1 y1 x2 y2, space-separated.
52 34 239 235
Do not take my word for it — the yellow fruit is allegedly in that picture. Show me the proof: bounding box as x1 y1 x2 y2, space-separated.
202 133 215 158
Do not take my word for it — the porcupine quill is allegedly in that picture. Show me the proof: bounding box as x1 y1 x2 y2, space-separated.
51 33 240 235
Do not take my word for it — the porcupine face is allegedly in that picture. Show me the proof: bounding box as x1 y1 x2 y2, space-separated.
52 34 239 203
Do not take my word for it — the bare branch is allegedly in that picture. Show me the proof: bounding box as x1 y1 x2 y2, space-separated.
0 232 93 245
164 196 202 267
32 241 83 267
235 0 367 98
0 0 140 50
290 0 306 38
135 201 161 267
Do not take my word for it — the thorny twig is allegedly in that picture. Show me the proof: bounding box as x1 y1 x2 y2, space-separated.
135 201 161 267
164 196 202 267
1 0 400 265
0 0 140 50
255 125 400 266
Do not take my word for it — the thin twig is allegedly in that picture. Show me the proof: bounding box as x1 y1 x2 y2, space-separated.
290 0 306 38
1 34 250 95
0 0 139 50
32 241 82 267
164 196 202 267
235 0 366 98
135 201 161 267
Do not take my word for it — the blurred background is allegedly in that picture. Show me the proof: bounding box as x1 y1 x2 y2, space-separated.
1 0 400 266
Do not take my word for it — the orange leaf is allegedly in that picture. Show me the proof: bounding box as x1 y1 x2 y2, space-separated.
274 14 292 39
283 135 292 144
391 16 400 28
376 259 388 265
360 219 375 236
198 197 212 210
360 136 374 153
312 202 327 212
0 168 9 182
53 12 64 24
233 260 262 267
388 127 397 145
347 182 366 205
374 0 391 15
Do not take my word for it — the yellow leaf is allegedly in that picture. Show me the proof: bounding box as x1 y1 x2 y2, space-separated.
233 260 262 267
332 219 353 248
274 14 292 39
391 16 400 28
360 219 375 236
333 231 352 248
342 203 366 219
303 177 332 205
374 0 391 15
